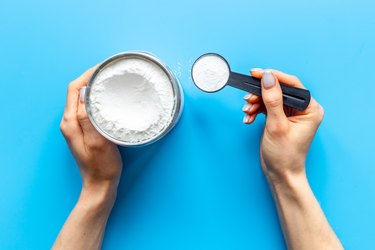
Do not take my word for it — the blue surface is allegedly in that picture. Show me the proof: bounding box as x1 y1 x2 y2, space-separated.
1 0 375 249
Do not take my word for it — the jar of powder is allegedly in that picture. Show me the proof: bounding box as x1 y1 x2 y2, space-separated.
84 51 184 146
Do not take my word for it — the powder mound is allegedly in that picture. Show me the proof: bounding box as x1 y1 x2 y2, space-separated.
192 54 230 92
89 57 175 144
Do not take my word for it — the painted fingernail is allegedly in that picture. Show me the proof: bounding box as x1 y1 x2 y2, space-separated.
262 70 275 89
242 103 252 112
244 93 252 100
243 114 251 123
79 87 86 103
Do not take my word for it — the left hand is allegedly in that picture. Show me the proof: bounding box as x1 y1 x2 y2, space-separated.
53 67 123 250
60 67 123 203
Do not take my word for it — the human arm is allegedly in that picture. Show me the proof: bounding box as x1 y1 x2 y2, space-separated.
52 68 123 250
242 69 343 250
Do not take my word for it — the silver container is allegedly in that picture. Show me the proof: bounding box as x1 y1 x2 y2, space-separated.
85 51 184 147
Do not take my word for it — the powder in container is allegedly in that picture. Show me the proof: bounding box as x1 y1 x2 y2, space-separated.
88 56 176 144
192 54 230 92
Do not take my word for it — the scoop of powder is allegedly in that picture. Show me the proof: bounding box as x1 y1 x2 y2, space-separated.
88 57 175 144
192 54 230 92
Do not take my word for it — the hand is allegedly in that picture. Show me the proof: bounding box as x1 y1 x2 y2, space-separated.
54 67 122 250
60 67 123 206
242 69 343 249
242 69 324 183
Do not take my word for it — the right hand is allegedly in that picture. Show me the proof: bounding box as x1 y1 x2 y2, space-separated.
242 69 324 183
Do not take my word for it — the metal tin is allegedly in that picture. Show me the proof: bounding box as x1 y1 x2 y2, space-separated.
85 51 184 147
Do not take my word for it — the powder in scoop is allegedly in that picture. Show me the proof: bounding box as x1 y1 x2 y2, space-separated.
88 57 175 144
192 54 230 92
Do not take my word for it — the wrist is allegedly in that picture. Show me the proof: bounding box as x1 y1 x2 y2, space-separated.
261 156 306 185
268 170 311 205
79 180 119 214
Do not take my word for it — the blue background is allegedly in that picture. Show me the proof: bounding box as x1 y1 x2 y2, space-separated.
1 0 374 249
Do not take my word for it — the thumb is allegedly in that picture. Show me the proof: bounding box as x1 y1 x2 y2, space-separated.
261 70 288 124
77 87 108 148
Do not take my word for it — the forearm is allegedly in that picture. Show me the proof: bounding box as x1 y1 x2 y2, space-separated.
52 182 117 250
268 171 343 250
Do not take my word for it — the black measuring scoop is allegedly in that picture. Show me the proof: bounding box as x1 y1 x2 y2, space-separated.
191 53 311 110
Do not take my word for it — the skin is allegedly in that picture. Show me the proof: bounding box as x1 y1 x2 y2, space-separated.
242 68 343 250
54 67 343 250
53 68 122 250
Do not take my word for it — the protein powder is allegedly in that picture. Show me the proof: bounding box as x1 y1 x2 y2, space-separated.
192 53 230 92
86 52 183 146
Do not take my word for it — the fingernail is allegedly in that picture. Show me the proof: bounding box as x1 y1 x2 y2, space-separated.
262 70 275 89
242 103 252 112
251 68 263 72
244 93 252 100
243 114 251 123
79 87 86 103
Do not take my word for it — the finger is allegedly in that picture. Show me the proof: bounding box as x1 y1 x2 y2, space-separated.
246 97 262 107
77 91 108 149
243 113 257 124
64 67 96 117
61 97 81 139
61 67 96 143
269 69 305 89
251 68 305 89
77 95 94 134
244 93 261 104
242 102 262 115
249 68 263 78
300 95 322 117
250 68 264 79
261 70 288 125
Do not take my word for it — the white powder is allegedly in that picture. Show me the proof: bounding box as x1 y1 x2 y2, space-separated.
192 54 230 92
88 57 175 144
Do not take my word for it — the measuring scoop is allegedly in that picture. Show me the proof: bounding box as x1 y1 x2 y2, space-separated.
191 53 311 110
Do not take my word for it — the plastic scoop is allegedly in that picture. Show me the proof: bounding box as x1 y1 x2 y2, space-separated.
191 53 311 110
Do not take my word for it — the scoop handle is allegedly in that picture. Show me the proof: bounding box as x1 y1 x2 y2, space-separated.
227 72 311 111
